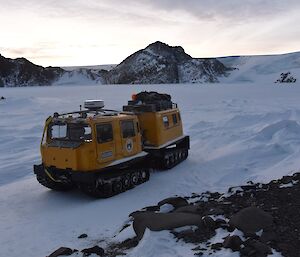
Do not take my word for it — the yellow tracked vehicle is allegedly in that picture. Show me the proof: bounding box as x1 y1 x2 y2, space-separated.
34 91 190 197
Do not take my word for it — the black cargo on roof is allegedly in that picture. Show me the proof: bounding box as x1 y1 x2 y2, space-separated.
124 91 174 112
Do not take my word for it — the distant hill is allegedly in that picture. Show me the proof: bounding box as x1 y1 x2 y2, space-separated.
0 54 64 87
107 41 231 84
1 43 299 87
217 52 300 84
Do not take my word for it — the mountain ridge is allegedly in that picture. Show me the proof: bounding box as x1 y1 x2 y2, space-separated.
1 42 300 87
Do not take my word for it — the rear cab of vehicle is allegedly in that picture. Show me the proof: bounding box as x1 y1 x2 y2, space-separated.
123 92 189 149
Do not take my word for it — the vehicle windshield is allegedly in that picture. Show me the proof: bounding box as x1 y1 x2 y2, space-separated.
48 122 92 142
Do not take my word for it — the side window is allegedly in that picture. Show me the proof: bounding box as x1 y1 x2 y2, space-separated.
121 120 135 138
172 113 178 125
163 116 169 128
83 126 92 141
178 112 181 121
50 124 67 139
96 123 113 143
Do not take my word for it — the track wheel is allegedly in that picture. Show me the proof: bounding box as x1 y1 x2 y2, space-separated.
130 172 140 186
174 152 179 162
178 150 182 160
100 182 113 197
112 180 123 194
164 156 170 168
183 149 188 159
140 169 150 182
122 175 131 190
170 154 175 166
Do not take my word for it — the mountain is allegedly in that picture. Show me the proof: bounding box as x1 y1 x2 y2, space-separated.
0 54 64 87
0 42 231 87
1 43 300 87
107 41 231 84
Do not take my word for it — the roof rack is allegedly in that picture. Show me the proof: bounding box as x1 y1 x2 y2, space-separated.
123 91 176 113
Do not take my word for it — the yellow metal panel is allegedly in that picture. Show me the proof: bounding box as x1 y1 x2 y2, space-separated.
137 108 183 147
41 114 143 172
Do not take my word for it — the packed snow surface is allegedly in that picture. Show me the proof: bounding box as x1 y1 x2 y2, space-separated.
1 83 300 257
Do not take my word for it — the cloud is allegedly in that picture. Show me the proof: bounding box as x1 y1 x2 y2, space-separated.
142 0 300 22
3 0 299 25
1 0 299 66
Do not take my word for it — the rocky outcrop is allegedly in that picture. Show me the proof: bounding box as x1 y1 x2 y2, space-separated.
44 172 299 257
104 172 299 257
0 54 64 87
107 41 230 84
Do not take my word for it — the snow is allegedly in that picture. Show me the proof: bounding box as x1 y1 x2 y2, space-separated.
126 229 195 257
62 64 116 71
54 69 103 86
0 82 300 256
218 51 300 84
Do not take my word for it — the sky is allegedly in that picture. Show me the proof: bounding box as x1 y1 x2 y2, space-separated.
0 0 300 67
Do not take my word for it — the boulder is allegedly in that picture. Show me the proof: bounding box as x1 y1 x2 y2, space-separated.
81 245 104 256
132 211 203 240
48 247 75 257
174 204 202 214
229 207 273 234
260 230 277 243
223 235 243 251
211 243 223 250
244 239 272 256
202 216 216 229
141 205 160 212
158 197 188 209
78 233 88 239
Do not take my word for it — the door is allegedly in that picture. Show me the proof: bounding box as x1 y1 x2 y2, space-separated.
96 123 115 164
120 120 139 157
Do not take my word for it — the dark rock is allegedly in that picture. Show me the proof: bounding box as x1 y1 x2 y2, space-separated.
81 245 104 256
142 205 160 212
0 96 5 100
244 239 272 256
215 218 227 228
78 233 88 239
229 207 273 234
211 242 223 250
158 197 188 209
202 216 216 229
132 211 203 240
240 245 253 256
48 247 74 257
223 235 243 251
241 185 257 191
174 204 202 214
227 226 236 233
281 176 293 184
260 230 277 243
